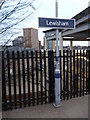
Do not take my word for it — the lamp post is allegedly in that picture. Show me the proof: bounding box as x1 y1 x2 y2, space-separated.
54 0 61 107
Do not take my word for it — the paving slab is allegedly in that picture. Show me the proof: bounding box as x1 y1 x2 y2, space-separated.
2 95 88 118
0 112 2 120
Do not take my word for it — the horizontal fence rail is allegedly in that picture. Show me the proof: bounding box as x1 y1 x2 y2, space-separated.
2 50 90 110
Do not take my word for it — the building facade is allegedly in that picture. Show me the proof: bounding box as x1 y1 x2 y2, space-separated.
12 36 23 50
23 28 39 50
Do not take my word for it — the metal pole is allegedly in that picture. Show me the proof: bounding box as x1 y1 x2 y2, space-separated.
56 0 59 69
54 0 61 107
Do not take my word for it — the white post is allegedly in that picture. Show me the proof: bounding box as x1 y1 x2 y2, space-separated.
59 32 63 88
54 0 61 107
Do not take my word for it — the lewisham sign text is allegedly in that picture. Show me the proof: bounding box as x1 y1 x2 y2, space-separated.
38 17 75 29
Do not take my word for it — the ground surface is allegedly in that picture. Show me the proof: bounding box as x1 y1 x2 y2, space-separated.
2 95 88 118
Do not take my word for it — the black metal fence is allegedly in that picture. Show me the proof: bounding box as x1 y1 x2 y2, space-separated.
2 50 90 110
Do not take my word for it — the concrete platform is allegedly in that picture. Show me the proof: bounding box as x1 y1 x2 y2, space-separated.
0 112 2 120
2 95 88 118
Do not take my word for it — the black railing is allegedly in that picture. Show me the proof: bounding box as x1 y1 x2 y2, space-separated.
2 50 90 110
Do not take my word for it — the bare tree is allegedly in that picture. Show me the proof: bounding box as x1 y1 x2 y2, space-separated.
0 0 38 46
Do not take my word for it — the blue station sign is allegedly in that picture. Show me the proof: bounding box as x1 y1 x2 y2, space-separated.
38 17 75 29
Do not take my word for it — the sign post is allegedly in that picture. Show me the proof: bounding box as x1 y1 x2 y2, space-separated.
54 0 61 107
38 0 75 108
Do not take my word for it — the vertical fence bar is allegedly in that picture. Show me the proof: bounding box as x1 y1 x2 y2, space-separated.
73 50 75 98
31 51 35 106
66 50 69 99
51 50 54 102
22 51 26 107
65 50 66 99
48 51 51 103
70 50 72 99
52 51 54 102
63 50 65 100
80 50 81 97
88 50 90 94
0 48 2 113
7 51 12 107
2 51 7 110
27 51 30 106
86 51 87 95
12 51 17 109
40 50 43 104
36 51 39 105
59 50 62 100
87 50 89 94
83 50 85 96
48 51 53 103
44 50 47 104
77 50 78 97
17 51 22 108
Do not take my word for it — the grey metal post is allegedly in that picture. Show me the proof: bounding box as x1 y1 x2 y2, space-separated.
56 0 59 69
54 0 61 107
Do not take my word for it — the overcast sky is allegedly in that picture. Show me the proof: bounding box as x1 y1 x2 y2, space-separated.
26 0 90 46
12 0 90 46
